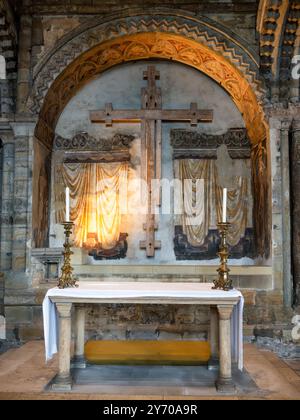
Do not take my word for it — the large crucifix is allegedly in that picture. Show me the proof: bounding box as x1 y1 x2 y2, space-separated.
90 65 213 257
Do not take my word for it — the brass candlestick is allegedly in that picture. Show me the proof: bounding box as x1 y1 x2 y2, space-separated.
58 222 78 289
212 222 233 291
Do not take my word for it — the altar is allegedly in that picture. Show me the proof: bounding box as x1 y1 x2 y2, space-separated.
43 282 244 394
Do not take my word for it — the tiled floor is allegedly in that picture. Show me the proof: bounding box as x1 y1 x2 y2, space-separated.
0 341 299 400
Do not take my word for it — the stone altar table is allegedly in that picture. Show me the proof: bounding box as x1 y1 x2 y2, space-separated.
43 282 244 393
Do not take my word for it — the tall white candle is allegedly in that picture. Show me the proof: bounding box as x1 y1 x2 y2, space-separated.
222 188 227 223
66 187 70 222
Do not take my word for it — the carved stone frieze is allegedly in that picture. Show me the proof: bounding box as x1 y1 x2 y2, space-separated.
54 132 135 152
54 132 135 163
171 128 251 159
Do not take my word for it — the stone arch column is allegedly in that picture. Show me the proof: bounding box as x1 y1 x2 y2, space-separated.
0 139 3 318
0 131 14 272
291 119 300 307
0 139 3 272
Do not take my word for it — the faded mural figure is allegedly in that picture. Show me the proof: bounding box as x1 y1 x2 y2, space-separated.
34 159 50 248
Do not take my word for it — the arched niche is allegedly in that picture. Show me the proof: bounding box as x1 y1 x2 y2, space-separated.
32 30 271 258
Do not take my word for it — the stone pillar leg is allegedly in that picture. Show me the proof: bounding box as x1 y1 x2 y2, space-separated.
72 305 86 369
216 305 236 393
0 140 14 271
208 306 219 370
281 120 292 307
291 123 300 306
52 303 73 391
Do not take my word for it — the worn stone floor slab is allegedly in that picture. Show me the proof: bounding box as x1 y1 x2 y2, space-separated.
45 365 259 397
0 341 299 400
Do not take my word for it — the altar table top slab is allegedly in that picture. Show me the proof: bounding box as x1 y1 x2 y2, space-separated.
46 282 243 306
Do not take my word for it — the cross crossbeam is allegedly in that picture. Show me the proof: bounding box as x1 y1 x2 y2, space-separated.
90 65 213 257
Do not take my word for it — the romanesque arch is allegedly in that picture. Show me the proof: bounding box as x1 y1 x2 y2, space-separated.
30 12 271 257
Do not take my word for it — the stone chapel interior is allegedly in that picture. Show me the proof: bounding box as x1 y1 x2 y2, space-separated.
0 0 299 359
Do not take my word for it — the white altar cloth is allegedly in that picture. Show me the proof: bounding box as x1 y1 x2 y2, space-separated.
43 282 244 370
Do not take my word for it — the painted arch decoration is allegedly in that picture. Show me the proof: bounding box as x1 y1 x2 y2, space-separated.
35 32 266 148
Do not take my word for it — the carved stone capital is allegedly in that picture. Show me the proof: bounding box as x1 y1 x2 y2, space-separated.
10 121 37 138
217 305 234 321
56 303 72 319
281 120 292 131
0 122 14 142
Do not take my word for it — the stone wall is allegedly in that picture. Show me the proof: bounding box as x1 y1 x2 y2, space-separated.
84 288 294 344
0 272 4 316
0 79 14 115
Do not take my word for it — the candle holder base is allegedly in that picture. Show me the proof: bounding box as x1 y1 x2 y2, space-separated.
212 222 233 292
58 221 78 290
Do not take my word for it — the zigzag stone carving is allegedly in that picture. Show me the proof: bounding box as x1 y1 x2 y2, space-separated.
30 12 263 114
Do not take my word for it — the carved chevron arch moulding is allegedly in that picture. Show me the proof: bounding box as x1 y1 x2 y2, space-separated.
34 32 267 151
30 12 263 114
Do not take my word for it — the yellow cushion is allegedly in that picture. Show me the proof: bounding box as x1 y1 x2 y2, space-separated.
85 340 211 365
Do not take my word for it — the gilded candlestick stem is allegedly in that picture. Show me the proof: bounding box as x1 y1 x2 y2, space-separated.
212 222 233 292
58 222 78 289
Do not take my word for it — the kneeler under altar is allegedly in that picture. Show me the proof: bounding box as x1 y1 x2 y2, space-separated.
43 282 244 393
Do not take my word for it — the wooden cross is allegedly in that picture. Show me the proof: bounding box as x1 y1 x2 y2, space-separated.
90 65 213 257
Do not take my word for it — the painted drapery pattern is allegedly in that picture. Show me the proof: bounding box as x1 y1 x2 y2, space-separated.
55 162 128 249
176 159 251 247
